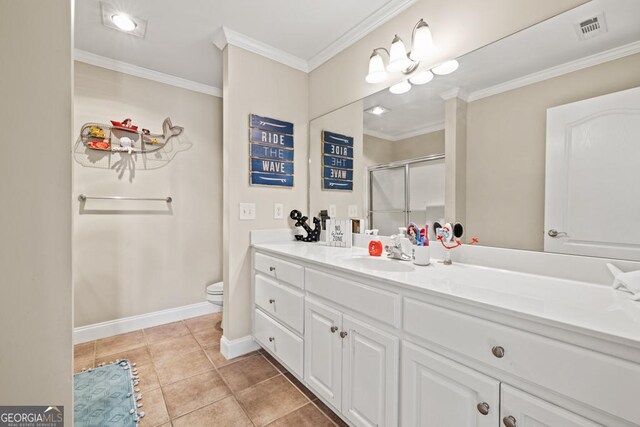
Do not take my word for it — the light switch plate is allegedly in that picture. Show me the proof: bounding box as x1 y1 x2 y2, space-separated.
239 203 256 220
328 204 337 218
274 203 284 219
348 204 358 217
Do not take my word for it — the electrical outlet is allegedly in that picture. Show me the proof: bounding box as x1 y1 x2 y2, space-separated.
274 203 284 219
348 204 358 218
239 203 256 220
328 204 337 218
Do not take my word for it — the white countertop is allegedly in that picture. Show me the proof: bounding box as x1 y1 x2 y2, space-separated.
253 241 640 351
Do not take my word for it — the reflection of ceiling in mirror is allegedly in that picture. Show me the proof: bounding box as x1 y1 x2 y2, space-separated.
363 0 640 140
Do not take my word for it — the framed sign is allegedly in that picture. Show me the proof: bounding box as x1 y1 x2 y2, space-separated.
249 114 294 187
322 130 353 191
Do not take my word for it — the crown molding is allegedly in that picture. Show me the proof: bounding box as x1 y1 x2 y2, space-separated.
365 121 444 142
74 49 223 97
467 40 640 103
307 0 418 71
213 26 309 72
439 87 469 101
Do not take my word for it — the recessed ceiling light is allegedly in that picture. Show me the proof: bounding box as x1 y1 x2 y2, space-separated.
111 14 137 32
101 2 148 38
432 59 459 75
365 105 390 116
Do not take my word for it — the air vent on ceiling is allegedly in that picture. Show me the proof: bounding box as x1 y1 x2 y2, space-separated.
574 13 608 40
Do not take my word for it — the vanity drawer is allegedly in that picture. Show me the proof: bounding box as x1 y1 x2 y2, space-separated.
254 309 303 377
255 252 304 289
306 268 401 327
404 297 640 425
255 275 304 333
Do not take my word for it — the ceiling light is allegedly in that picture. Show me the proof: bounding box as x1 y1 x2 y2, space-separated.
387 35 412 73
365 51 388 84
365 105 390 116
111 14 137 32
389 80 412 95
409 70 434 85
409 19 435 61
432 59 459 75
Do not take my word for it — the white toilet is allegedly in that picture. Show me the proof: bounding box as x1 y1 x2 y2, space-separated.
206 281 224 307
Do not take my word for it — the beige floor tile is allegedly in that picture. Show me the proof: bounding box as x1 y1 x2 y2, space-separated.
95 345 153 367
262 351 286 373
283 372 317 401
218 354 279 393
137 362 161 391
172 396 251 427
74 356 95 373
162 370 231 419
95 330 146 358
138 387 169 427
144 321 190 344
154 349 213 386
203 345 258 368
192 328 222 348
266 403 336 426
149 334 201 364
74 341 95 360
313 400 349 427
184 313 221 334
236 375 308 427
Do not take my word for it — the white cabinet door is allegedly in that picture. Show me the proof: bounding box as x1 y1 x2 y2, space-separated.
401 342 499 427
342 315 399 427
304 297 343 409
500 385 600 427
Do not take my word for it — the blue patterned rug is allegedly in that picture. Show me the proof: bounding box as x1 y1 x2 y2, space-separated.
74 360 143 427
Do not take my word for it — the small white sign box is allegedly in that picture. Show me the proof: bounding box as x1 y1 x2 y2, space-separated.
326 219 352 248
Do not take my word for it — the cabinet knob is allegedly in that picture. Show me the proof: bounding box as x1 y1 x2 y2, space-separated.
330 326 338 333
269 266 276 272
268 337 275 342
340 331 348 339
503 416 517 427
476 402 490 415
492 346 505 358
269 299 275 304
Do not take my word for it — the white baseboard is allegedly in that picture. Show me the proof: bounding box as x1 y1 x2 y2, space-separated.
220 335 261 359
74 302 221 344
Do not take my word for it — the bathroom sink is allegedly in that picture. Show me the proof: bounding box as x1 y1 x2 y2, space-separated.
337 255 416 273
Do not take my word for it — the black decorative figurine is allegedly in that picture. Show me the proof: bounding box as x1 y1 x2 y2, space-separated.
290 209 321 242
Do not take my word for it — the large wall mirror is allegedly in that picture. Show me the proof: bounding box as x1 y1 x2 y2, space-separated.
308 0 640 261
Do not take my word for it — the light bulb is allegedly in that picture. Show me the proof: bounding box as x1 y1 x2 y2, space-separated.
432 59 459 75
389 80 412 95
409 20 435 61
365 51 388 84
409 70 434 85
387 35 411 73
111 14 137 32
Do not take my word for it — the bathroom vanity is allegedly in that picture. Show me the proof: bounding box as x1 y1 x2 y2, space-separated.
252 242 640 427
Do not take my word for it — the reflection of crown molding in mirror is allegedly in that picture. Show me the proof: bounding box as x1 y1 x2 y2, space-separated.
212 0 417 73
74 49 222 97
364 121 444 142
467 40 640 102
439 87 469 101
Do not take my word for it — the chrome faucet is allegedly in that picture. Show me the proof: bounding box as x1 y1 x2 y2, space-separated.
385 235 412 261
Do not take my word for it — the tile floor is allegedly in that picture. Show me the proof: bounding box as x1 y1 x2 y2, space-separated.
74 313 348 427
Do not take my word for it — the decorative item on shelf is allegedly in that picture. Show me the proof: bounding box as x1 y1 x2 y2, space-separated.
111 118 138 132
85 125 106 138
365 18 460 95
249 114 294 187
326 218 352 248
433 221 478 265
290 209 321 242
319 209 330 230
369 240 383 257
322 131 354 191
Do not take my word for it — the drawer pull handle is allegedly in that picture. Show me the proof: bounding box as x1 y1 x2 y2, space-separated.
330 326 338 333
476 402 490 415
340 331 348 339
268 337 275 342
269 266 276 272
503 416 517 427
492 346 505 358
269 299 275 304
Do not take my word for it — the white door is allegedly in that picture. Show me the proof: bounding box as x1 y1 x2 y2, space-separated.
545 86 640 260
401 342 499 427
304 297 343 409
500 384 600 427
341 315 399 427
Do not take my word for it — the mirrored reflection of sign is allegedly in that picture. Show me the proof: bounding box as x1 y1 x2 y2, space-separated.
250 114 294 187
322 130 353 191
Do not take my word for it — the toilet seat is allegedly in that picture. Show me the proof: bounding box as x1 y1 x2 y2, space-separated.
206 282 223 306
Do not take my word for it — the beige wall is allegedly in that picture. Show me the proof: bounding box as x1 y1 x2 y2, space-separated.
0 0 73 419
364 130 444 166
73 62 223 326
466 53 640 251
309 0 587 118
223 45 309 340
309 101 364 219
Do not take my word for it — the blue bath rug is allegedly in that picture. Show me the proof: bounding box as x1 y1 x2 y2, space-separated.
74 360 142 427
